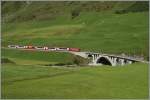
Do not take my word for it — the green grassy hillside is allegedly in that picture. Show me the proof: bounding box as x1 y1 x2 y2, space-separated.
2 12 149 58
2 1 149 59
2 1 116 22
2 63 148 99
1 1 149 99
2 48 74 64
2 1 148 22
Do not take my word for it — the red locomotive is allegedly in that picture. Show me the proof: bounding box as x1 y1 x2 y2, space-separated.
69 48 80 52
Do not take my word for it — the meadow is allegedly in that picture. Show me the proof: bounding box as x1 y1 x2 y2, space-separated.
2 48 74 64
2 62 148 99
1 1 149 99
2 12 149 57
1 46 149 98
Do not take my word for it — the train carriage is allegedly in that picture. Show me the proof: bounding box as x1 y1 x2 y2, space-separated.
24 45 35 49
48 47 57 51
35 46 44 50
8 45 17 48
69 48 80 52
56 47 69 51
17 45 25 49
8 45 81 52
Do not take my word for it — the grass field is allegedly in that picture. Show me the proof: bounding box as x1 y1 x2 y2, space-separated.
2 63 148 99
2 48 75 64
2 12 149 57
1 1 149 99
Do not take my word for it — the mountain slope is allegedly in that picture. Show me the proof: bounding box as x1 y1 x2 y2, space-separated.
1 1 149 60
2 1 148 23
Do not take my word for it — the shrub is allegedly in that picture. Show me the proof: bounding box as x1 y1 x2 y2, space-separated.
71 9 80 19
73 55 89 65
115 10 127 14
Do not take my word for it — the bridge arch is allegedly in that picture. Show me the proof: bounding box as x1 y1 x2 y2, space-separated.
88 54 93 57
96 56 112 66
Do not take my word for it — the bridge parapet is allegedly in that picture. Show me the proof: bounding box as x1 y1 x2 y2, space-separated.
70 51 147 66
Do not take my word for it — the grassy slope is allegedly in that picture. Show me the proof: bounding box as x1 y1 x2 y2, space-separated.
2 63 148 99
1 64 76 84
2 12 149 57
1 2 149 99
2 48 75 64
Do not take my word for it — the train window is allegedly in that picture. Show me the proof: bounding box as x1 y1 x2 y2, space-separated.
36 47 43 48
18 46 24 47
59 48 67 49
49 48 55 49
10 45 15 47
8 45 16 48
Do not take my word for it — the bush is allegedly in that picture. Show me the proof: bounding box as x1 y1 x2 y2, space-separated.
54 63 66 66
115 10 127 14
71 9 80 19
73 55 89 65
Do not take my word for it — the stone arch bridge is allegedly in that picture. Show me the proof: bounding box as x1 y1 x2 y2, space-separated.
70 51 147 66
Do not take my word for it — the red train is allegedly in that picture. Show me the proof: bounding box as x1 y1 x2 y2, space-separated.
24 45 35 49
68 48 80 52
8 45 80 52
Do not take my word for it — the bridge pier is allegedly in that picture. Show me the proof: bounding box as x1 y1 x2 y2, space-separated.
127 60 132 64
113 58 117 66
120 59 125 66
92 55 95 64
